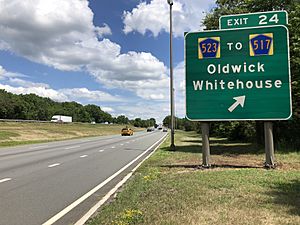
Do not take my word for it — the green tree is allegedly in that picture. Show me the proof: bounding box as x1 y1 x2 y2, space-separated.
133 118 142 127
149 118 156 127
116 115 129 124
98 110 113 123
84 104 103 123
0 89 116 123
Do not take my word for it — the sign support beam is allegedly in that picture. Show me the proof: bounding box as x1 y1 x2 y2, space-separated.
201 122 211 168
264 122 276 168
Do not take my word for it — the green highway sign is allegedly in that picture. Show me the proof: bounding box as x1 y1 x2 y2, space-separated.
220 11 288 29
185 25 291 121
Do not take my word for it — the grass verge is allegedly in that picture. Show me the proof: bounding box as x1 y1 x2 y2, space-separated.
0 122 142 147
88 130 300 225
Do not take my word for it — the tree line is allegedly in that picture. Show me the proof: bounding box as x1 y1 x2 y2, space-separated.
0 89 156 127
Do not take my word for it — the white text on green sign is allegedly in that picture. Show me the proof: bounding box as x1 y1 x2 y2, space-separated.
219 11 288 29
185 26 291 121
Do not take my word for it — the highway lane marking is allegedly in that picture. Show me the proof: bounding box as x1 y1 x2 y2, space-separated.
29 145 49 150
80 155 88 158
98 149 105 152
48 163 60 168
120 144 124 146
111 146 115 149
74 134 168 225
42 133 168 225
0 178 12 183
126 142 130 144
65 145 81 150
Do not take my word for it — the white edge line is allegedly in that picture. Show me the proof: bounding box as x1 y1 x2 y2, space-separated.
80 155 88 158
98 150 104 152
0 178 12 183
42 133 167 225
74 134 168 225
48 163 60 168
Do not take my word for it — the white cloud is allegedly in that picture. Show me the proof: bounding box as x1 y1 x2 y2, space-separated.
110 60 187 122
0 82 123 103
173 61 186 118
95 23 112 38
0 65 123 103
101 106 115 113
0 0 169 101
8 78 50 88
0 84 69 102
123 0 215 37
0 66 28 80
0 0 199 122
112 101 168 123
0 65 5 75
60 87 121 102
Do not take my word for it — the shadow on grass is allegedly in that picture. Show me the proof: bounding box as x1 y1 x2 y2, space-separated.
160 141 263 155
183 138 227 145
268 180 300 216
160 164 262 169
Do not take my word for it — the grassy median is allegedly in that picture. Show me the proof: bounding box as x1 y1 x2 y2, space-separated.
0 122 141 147
88 130 300 225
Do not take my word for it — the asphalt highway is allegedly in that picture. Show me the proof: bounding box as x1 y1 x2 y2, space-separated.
0 130 167 225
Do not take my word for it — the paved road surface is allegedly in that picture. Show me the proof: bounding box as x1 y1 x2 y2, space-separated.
0 130 167 225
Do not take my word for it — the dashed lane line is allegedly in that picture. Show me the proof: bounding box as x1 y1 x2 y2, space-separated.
64 145 81 150
74 134 168 225
42 134 167 225
29 145 49 150
0 178 12 183
48 163 61 168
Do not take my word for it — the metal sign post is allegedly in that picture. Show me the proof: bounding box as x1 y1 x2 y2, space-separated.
264 122 275 168
201 122 211 168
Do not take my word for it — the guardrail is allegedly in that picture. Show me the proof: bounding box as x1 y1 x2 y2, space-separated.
0 119 51 123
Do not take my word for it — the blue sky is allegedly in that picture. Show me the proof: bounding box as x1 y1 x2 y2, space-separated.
0 0 215 122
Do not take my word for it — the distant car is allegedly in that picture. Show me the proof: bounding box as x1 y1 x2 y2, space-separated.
91 121 96 125
147 127 154 132
163 128 168 132
121 127 133 136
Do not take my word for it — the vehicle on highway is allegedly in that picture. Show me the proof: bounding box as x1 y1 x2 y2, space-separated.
121 127 134 136
147 127 154 132
163 128 168 132
51 115 72 123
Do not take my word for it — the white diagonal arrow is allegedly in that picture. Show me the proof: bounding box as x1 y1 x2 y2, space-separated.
228 95 246 112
